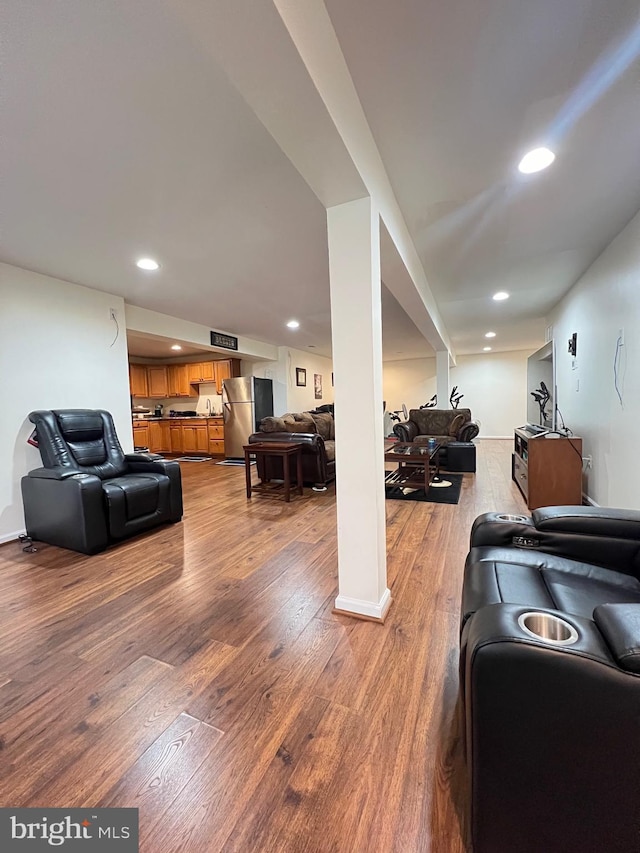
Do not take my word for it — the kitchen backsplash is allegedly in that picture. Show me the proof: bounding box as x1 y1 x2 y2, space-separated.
134 382 223 415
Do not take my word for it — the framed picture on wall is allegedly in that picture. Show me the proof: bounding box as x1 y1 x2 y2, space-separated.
314 373 322 399
296 367 306 386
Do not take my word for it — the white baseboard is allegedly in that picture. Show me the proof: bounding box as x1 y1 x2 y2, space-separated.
0 529 26 545
334 587 392 621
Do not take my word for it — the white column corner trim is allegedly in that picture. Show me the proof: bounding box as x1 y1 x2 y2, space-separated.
334 588 392 622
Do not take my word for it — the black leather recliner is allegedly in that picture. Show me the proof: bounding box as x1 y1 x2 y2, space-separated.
21 409 183 554
460 506 640 853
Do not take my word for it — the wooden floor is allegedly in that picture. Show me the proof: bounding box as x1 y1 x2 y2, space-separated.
0 440 526 852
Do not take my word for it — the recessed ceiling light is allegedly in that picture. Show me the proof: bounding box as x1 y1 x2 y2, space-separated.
493 291 509 301
483 346 492 352
136 257 160 271
485 331 496 338
286 320 300 329
518 147 555 174
171 345 182 351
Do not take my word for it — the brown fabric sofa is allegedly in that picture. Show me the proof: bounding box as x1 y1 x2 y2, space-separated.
247 410 335 489
393 408 479 465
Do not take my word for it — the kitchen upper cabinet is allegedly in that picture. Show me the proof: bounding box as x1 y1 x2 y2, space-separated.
129 364 148 398
147 366 168 398
129 358 239 399
167 364 197 398
214 358 241 392
187 361 215 383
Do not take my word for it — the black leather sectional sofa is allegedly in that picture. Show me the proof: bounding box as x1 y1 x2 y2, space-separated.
460 505 640 853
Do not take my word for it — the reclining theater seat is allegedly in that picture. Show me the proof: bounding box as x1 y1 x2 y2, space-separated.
459 505 640 853
462 506 640 626
22 409 183 554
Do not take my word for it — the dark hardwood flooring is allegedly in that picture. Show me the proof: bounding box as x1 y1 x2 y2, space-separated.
0 441 526 851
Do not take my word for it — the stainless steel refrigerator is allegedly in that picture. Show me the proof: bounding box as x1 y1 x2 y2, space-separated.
222 377 274 459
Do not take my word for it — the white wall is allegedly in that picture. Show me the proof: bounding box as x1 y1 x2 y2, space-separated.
550 209 640 508
383 358 437 416
246 346 333 415
383 351 529 438
451 352 529 437
0 263 132 542
285 347 333 413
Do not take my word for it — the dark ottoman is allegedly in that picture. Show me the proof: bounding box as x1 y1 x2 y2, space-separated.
446 441 476 472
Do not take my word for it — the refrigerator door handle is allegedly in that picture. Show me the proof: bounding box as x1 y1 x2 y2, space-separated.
222 387 231 424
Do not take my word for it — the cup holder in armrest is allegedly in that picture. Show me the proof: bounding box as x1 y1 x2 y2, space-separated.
517 612 579 646
496 513 529 523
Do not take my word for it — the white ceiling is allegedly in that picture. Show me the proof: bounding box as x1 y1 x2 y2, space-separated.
3 1 640 360
326 0 640 354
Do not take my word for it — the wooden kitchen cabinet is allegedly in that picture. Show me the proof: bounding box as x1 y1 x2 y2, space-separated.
182 422 208 453
132 420 150 449
167 364 197 398
208 419 224 456
147 366 168 398
214 358 241 392
129 364 148 398
148 420 171 453
187 361 215 383
169 422 183 453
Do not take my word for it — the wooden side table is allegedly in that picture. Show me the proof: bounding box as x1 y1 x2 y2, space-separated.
243 442 304 502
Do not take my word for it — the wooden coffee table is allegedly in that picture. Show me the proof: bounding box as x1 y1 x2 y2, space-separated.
384 441 441 492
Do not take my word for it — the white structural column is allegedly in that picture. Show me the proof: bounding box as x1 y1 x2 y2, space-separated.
328 197 391 621
436 350 450 409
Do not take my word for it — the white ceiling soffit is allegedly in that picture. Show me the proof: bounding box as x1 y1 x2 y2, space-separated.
325 0 640 355
272 0 452 356
381 283 436 362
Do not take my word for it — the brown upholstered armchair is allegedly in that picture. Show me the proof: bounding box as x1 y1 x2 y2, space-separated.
393 408 479 468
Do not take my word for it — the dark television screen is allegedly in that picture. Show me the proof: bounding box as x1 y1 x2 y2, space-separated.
526 341 555 432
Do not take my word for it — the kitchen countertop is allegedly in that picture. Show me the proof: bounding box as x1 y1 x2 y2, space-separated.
132 416 223 421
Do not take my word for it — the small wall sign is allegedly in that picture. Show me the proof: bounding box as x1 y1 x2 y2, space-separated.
210 331 238 350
